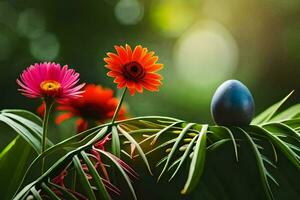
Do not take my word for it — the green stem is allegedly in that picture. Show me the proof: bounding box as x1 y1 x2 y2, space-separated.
111 88 127 125
41 98 54 174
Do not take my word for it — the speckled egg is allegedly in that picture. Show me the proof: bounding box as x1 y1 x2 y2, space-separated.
211 80 255 126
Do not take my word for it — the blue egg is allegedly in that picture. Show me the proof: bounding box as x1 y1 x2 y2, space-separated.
211 80 255 126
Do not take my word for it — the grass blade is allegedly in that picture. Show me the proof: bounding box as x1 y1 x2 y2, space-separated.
41 182 60 200
80 151 110 200
181 124 208 195
98 149 137 200
238 127 274 200
30 187 42 200
252 91 294 125
73 155 96 200
169 134 198 181
111 126 121 157
158 123 195 181
151 121 183 145
117 126 152 175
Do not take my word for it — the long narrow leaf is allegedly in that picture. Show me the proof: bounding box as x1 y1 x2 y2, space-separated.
111 126 121 157
117 126 152 175
30 187 42 200
0 114 40 152
98 149 137 200
181 124 208 194
80 151 110 200
41 182 60 200
252 91 294 125
158 123 195 181
73 155 96 200
238 127 274 200
169 134 198 181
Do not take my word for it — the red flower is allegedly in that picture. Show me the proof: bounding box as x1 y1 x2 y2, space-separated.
104 44 163 96
37 84 126 132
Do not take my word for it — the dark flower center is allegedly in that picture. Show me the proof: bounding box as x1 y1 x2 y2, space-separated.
123 61 145 81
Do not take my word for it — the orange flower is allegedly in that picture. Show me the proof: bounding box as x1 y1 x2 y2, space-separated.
104 44 163 96
37 84 126 132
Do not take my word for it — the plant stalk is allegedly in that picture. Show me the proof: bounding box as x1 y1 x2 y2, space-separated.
111 88 127 125
41 98 54 174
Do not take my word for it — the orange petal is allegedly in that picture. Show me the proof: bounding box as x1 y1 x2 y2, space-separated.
135 83 144 93
126 81 135 88
105 65 122 73
128 87 136 96
117 81 126 89
132 45 143 61
144 78 162 86
141 81 159 92
114 76 125 83
140 51 155 64
145 64 163 72
139 48 148 61
144 56 158 67
125 44 132 60
146 73 163 80
106 53 122 64
114 45 129 63
55 112 74 124
107 71 121 77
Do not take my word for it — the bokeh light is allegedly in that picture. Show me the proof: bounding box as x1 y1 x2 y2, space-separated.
114 0 144 25
17 9 46 39
30 33 60 61
151 0 195 37
174 20 239 88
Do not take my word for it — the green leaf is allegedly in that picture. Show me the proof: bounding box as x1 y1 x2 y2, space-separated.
30 187 42 200
0 136 35 200
14 127 108 200
181 124 208 195
1 109 42 124
0 114 41 152
207 139 233 152
238 127 274 200
118 125 152 175
169 134 198 181
210 126 239 161
98 149 137 200
2 112 53 147
270 104 300 122
47 181 78 200
73 155 97 200
252 91 294 125
151 121 183 145
80 151 110 200
111 126 121 157
251 125 300 171
41 182 60 200
158 123 195 181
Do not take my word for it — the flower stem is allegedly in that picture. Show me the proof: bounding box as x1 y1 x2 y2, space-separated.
41 98 54 174
111 88 127 125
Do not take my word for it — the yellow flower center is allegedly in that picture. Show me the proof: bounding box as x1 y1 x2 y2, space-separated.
40 80 61 93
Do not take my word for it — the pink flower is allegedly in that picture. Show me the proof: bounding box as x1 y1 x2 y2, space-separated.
17 62 85 102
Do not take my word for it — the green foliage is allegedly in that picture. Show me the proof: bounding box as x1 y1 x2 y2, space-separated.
0 109 52 153
12 117 179 200
2 94 300 199
0 136 35 200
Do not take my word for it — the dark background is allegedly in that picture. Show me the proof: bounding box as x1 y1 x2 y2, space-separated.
0 0 300 123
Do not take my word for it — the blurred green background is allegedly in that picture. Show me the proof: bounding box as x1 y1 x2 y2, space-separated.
1 0 300 124
1 1 300 198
